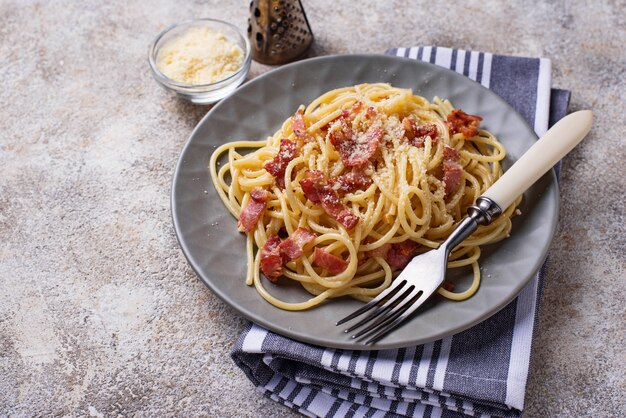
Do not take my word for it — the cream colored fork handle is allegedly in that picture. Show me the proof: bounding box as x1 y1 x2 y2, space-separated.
482 110 593 210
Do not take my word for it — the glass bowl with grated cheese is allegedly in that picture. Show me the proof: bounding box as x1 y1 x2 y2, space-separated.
149 18 251 105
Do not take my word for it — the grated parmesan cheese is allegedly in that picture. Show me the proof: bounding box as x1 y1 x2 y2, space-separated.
156 27 244 85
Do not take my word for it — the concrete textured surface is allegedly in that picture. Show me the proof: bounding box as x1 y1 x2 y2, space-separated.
1 0 624 416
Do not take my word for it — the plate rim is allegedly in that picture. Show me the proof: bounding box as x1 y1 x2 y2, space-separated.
171 53 560 350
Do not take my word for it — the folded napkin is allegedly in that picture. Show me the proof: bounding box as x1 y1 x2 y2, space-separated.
231 47 571 418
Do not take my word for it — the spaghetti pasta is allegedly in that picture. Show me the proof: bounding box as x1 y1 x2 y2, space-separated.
209 83 520 310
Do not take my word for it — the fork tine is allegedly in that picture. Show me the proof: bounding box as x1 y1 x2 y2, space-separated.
365 290 431 344
343 281 411 333
350 286 418 339
335 279 407 326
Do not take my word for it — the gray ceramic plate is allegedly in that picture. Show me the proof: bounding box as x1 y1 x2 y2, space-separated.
171 54 558 350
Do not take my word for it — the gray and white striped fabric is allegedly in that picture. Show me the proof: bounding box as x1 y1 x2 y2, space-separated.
231 47 571 418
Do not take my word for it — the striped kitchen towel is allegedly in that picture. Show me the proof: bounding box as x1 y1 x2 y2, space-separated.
231 47 571 418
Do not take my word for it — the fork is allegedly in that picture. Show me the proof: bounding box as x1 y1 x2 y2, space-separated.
336 110 593 344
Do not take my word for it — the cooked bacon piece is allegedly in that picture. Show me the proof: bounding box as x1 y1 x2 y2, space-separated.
316 182 359 229
264 139 297 188
443 146 463 197
330 168 372 195
365 243 391 259
260 235 283 282
443 145 460 161
249 188 267 201
354 126 383 165
442 281 455 292
299 169 324 203
237 187 269 232
443 162 463 196
351 101 363 112
336 210 360 230
414 124 438 145
386 240 420 269
278 227 316 261
402 117 438 147
291 109 314 142
299 170 360 229
313 248 348 274
402 117 416 138
259 228 317 282
446 109 483 138
322 101 366 131
336 101 365 121
330 120 382 167
329 119 352 152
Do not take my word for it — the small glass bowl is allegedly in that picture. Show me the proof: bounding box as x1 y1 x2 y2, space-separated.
148 18 251 105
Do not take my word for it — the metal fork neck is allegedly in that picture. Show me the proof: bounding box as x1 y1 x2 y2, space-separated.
442 197 502 251
442 217 477 251
467 196 502 226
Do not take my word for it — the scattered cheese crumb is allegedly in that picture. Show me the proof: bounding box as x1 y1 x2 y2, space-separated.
156 27 244 85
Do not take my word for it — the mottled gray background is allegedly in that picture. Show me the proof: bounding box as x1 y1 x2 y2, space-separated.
1 0 624 416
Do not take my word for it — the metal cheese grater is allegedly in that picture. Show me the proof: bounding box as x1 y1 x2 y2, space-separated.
247 0 314 65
